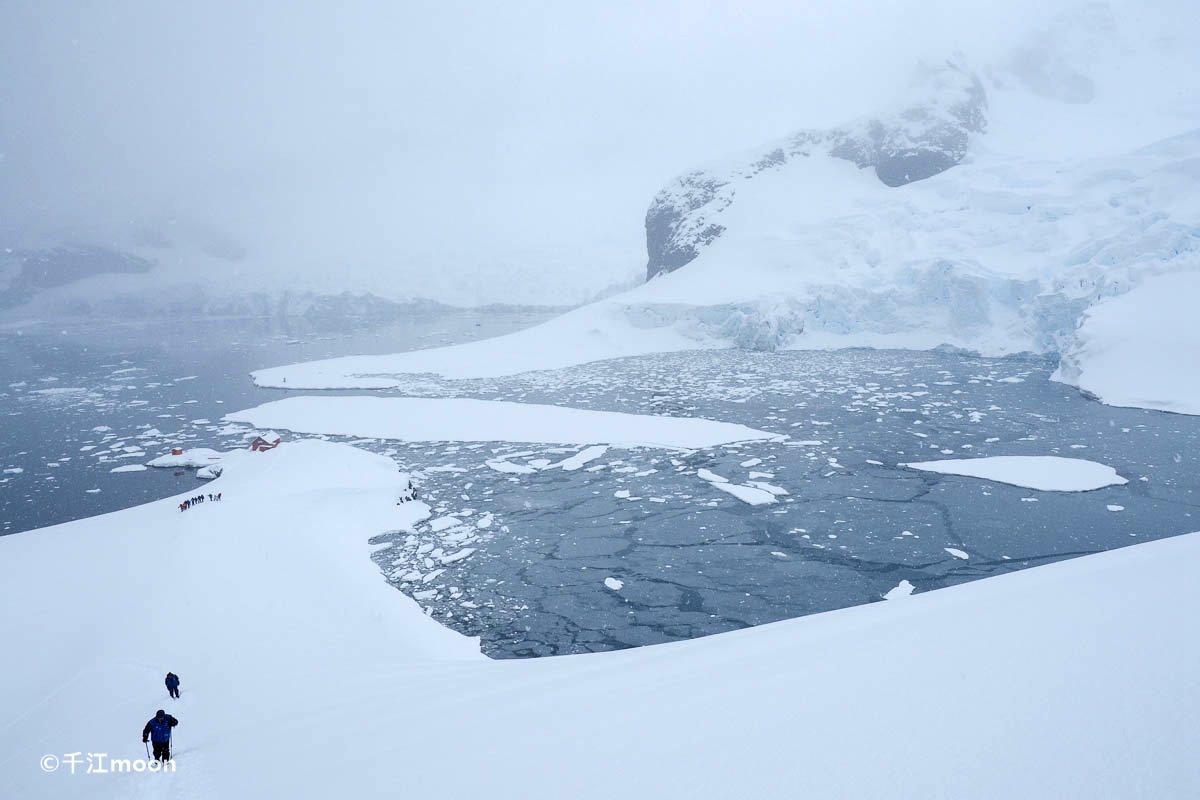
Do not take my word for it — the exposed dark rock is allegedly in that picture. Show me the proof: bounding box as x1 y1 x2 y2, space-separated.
645 60 988 280
0 245 154 309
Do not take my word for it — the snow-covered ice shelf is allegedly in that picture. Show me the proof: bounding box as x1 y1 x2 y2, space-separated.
226 396 777 449
1055 272 1200 416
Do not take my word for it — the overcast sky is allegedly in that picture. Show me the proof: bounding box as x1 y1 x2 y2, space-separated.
0 0 1193 303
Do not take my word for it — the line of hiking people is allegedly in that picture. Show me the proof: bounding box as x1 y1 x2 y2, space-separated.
141 672 181 762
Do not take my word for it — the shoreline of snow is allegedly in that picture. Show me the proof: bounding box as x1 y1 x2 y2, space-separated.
225 395 779 449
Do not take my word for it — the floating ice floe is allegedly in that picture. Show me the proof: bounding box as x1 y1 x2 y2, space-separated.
696 468 780 506
429 516 462 533
485 459 537 475
226 396 777 450
901 456 1127 492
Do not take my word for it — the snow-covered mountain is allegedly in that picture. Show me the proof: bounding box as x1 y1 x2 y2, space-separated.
260 3 1199 413
645 58 989 280
638 4 1198 345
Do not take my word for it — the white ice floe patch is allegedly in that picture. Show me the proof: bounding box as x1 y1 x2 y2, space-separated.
109 464 147 473
884 580 916 600
547 445 609 471
711 482 778 506
440 548 476 565
227 396 776 450
604 577 624 591
945 548 970 560
485 459 537 475
901 456 1127 492
429 516 462 533
697 467 778 505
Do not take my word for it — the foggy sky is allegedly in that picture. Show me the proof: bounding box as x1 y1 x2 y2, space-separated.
0 0 1194 303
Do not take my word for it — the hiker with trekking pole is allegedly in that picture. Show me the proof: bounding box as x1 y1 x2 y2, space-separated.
142 709 178 762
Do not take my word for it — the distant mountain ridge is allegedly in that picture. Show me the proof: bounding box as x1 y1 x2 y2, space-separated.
0 246 153 310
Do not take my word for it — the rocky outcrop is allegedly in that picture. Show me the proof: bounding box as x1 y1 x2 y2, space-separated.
0 245 154 310
645 60 988 280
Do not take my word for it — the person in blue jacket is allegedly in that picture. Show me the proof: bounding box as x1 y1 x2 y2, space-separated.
142 709 178 762
165 672 180 699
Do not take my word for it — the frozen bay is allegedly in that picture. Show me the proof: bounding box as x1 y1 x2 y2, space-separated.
3 318 1198 658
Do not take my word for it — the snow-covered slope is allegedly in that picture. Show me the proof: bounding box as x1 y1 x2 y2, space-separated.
1054 270 1200 415
645 58 989 279
1 438 1198 798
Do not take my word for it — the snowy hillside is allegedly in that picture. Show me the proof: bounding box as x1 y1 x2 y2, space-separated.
645 58 989 279
2 438 1197 799
634 5 1199 380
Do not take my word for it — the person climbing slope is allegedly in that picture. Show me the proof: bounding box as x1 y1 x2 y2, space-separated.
165 671 180 699
142 709 179 762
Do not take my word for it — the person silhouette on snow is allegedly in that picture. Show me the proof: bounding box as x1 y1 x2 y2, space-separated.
165 672 180 699
142 709 178 762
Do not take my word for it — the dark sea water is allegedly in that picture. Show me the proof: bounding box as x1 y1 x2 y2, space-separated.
0 312 548 532
3 317 1198 659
